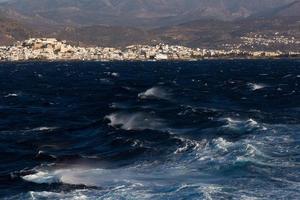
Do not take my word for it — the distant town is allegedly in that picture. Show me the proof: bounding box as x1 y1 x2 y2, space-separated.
0 38 299 62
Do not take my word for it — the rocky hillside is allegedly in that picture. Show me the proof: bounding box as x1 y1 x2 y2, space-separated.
0 11 33 45
1 0 298 27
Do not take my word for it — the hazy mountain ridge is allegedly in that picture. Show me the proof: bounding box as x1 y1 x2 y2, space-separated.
1 0 298 27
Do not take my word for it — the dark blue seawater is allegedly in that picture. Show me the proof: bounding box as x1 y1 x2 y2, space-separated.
0 60 300 199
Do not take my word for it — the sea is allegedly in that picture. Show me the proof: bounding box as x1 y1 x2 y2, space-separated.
0 60 299 199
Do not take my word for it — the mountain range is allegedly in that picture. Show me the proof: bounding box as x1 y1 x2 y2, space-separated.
0 0 299 49
1 0 299 27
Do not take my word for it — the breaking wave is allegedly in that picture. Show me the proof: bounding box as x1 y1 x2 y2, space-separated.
4 93 19 98
248 83 267 91
138 87 170 100
220 117 267 132
105 112 166 131
30 127 57 132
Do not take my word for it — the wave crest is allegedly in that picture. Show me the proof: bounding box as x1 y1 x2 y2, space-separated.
105 112 166 131
138 87 170 100
4 93 19 98
248 83 266 91
221 117 267 132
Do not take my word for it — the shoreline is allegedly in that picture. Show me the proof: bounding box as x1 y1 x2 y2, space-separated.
1 38 299 62
1 57 299 64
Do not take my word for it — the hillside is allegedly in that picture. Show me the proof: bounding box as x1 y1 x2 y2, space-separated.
271 0 300 17
0 12 33 45
151 17 300 50
53 25 154 47
1 0 297 27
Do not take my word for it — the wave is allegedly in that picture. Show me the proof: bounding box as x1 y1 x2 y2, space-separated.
212 138 233 153
22 171 61 184
105 112 166 131
220 117 267 132
25 191 89 200
21 166 149 188
138 87 170 100
104 72 120 77
174 137 207 154
4 93 19 98
30 127 57 132
248 83 267 91
235 143 295 168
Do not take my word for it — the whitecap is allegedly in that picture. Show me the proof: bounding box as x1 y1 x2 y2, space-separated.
22 171 61 184
138 87 170 100
30 127 57 132
22 167 147 187
221 117 266 131
104 72 119 77
199 184 223 200
105 112 166 131
248 83 266 91
111 72 119 77
4 93 19 98
174 137 207 154
21 162 206 190
26 190 89 200
212 138 233 152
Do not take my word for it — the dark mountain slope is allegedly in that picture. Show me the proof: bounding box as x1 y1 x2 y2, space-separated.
1 0 296 27
0 12 34 45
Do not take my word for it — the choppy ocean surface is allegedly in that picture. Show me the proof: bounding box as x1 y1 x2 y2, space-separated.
0 60 300 199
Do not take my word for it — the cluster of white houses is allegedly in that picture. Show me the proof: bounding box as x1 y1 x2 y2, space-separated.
0 38 299 61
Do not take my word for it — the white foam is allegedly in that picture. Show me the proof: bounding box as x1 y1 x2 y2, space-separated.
4 93 19 98
28 190 88 200
22 171 61 184
138 87 170 100
31 127 57 132
248 83 266 91
22 167 146 187
104 72 119 77
212 138 233 152
111 72 119 77
199 185 223 200
247 118 258 126
174 137 207 154
222 117 266 131
105 112 165 131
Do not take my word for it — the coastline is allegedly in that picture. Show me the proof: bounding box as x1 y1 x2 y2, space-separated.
1 57 299 64
0 38 299 62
